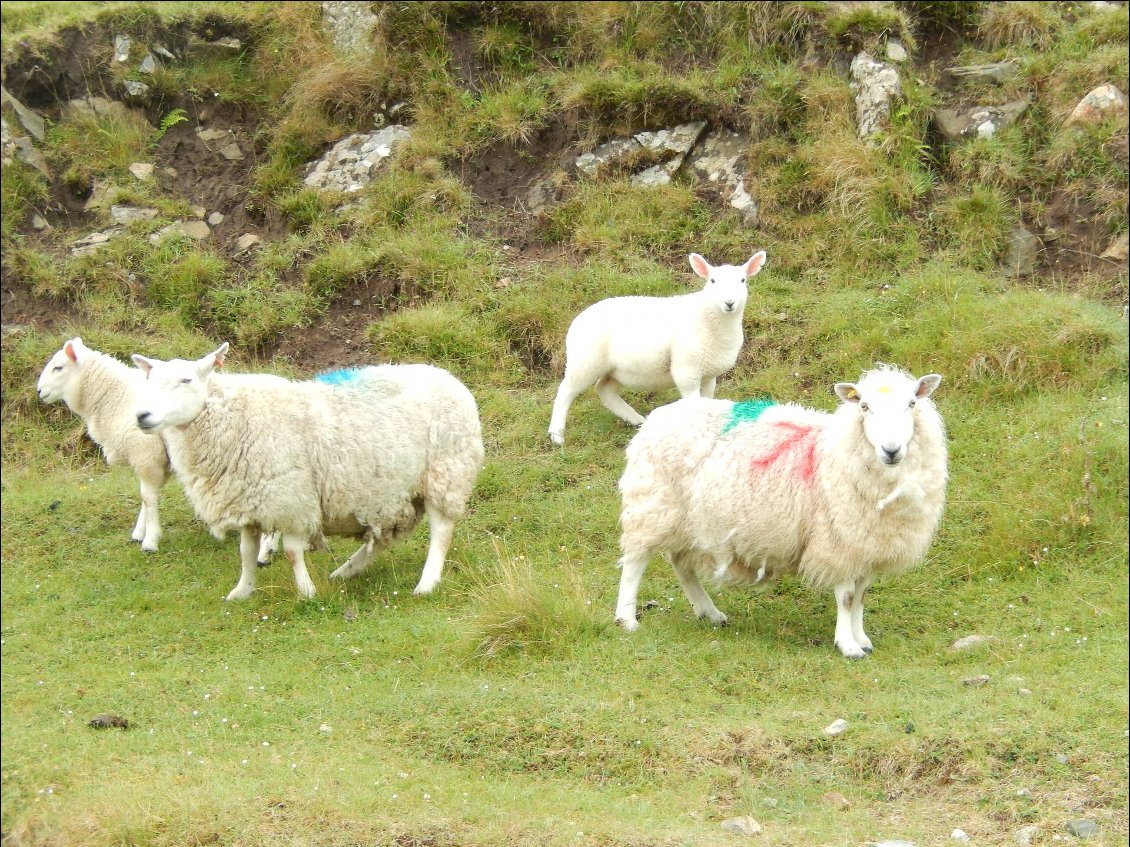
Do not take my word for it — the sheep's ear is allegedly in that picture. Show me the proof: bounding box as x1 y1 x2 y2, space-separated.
915 374 942 399
64 339 81 363
689 253 712 280
743 251 767 278
834 382 861 403
211 342 229 370
197 342 228 376
132 354 155 375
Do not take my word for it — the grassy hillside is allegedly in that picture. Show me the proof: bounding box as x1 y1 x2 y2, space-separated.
1 2 1127 845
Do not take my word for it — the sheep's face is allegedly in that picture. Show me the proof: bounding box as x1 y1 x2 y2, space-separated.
688 251 767 316
132 343 228 433
37 337 87 405
835 370 941 467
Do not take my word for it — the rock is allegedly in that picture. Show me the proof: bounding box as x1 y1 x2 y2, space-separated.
152 43 176 61
822 791 850 810
219 142 244 161
951 634 992 650
850 52 902 144
197 127 230 142
31 213 50 231
138 53 159 74
685 127 757 224
1 85 46 141
575 136 640 177
1054 753 1069 764
1017 688 1033 696
1003 227 1040 276
2 323 30 337
934 98 1030 142
150 220 210 245
121 80 151 104
207 211 225 226
83 180 114 211
963 674 991 687
886 40 908 63
1067 84 1128 126
185 35 243 62
302 125 412 192
1013 825 1039 846
526 177 563 215
4 132 51 177
624 121 708 187
71 228 124 256
1101 232 1128 261
113 34 131 63
235 233 262 253
824 718 848 736
720 816 762 837
89 712 130 729
951 829 970 842
110 205 158 224
62 96 144 125
129 162 155 180
388 101 408 120
943 62 1019 87
190 205 207 219
321 0 379 55
1065 820 1099 838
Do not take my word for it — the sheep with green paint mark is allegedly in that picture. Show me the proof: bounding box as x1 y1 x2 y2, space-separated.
615 365 947 658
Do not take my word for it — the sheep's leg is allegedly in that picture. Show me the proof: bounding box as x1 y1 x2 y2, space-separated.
137 474 162 553
414 502 455 595
850 575 874 654
226 527 260 601
131 503 146 543
595 376 645 426
283 533 316 599
672 552 728 626
257 532 279 567
549 371 590 445
329 531 377 581
832 580 867 659
615 549 651 631
700 376 717 399
672 368 705 400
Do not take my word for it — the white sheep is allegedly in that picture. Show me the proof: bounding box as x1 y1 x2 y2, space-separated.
614 365 947 658
37 337 281 561
131 344 484 601
548 251 767 445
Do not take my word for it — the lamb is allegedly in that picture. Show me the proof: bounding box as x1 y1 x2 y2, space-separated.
614 365 947 658
36 337 281 561
131 344 485 601
548 251 767 446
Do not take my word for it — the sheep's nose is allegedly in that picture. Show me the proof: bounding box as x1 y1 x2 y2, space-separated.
137 411 152 427
882 445 902 464
724 299 735 310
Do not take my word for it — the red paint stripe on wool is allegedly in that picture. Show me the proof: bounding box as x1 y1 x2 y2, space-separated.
749 422 819 485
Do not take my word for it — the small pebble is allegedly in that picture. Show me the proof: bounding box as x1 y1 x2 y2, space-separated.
963 674 991 687
1013 825 1039 846
952 829 970 842
1065 820 1099 839
824 718 848 736
822 791 850 810
720 816 761 837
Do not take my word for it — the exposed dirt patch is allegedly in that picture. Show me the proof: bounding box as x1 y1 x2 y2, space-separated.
459 121 576 209
268 273 426 374
1035 189 1128 299
0 263 80 333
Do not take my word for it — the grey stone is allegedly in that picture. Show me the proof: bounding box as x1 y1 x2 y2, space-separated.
138 53 158 74
110 205 158 224
71 228 124 256
526 177 562 215
83 180 114 211
943 62 1019 87
153 43 177 61
189 205 207 219
1067 83 1128 126
196 127 230 142
1017 687 1033 696
235 233 262 253
122 80 151 103
303 125 412 192
824 718 848 736
575 136 640 177
30 213 49 231
1100 231 1128 262
150 220 210 245
129 162 155 180
1065 820 1099 838
951 829 970 842
634 121 707 156
207 211 225 226
2 323 30 337
321 1 379 55
1 85 46 141
5 133 51 177
886 40 908 63
113 34 131 63
1004 227 1040 276
1054 753 1069 764
62 96 149 127
219 142 244 160
934 98 1031 142
388 101 408 120
850 52 902 144
963 674 991 687
685 127 758 224
720 816 762 837
186 35 242 61
1013 825 1039 846
951 634 992 650
822 791 850 810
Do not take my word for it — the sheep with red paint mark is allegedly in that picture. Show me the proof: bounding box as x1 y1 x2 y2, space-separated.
614 365 948 658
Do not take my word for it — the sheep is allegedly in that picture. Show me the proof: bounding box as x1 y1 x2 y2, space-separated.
548 250 767 446
131 344 484 601
614 365 947 658
36 337 281 561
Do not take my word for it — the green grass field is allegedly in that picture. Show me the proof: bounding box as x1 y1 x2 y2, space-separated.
2 2 1128 845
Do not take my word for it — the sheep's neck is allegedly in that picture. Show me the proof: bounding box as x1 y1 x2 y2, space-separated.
69 353 132 421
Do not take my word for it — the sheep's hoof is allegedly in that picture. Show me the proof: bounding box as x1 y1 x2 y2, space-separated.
225 585 255 601
256 560 271 569
548 431 564 446
140 543 158 553
615 615 640 632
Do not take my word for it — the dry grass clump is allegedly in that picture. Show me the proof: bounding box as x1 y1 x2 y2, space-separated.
978 1 1063 49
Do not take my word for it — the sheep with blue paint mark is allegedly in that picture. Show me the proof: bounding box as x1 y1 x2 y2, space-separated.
548 251 767 445
131 346 484 600
614 365 947 658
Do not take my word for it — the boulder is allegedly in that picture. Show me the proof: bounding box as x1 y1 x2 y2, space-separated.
0 85 46 141
685 127 758 225
850 52 902 144
303 125 412 192
113 34 132 63
121 80 151 104
71 228 124 256
942 62 1019 87
1004 227 1040 276
138 54 159 75
110 205 158 224
934 98 1031 142
321 1 379 55
185 36 243 62
1066 83 1128 126
62 96 150 127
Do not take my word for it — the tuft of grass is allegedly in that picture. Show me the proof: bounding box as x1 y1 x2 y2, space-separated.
46 103 155 191
932 185 1016 271
978 1 1063 50
0 161 49 241
824 2 916 52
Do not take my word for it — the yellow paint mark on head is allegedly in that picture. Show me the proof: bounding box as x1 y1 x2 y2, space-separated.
877 385 892 395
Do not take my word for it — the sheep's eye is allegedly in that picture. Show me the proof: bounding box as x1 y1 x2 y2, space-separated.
181 377 193 384
52 365 63 372
908 399 916 408
860 402 869 412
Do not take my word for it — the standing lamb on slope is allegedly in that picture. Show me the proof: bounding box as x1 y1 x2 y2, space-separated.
36 337 280 561
615 365 947 658
131 344 484 601
548 251 767 446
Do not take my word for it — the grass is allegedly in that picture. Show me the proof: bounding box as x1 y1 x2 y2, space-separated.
2 1 1129 845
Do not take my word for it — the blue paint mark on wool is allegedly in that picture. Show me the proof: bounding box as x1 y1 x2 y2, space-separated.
315 367 364 386
722 398 775 434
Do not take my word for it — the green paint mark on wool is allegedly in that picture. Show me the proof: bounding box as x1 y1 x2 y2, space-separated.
723 398 775 434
